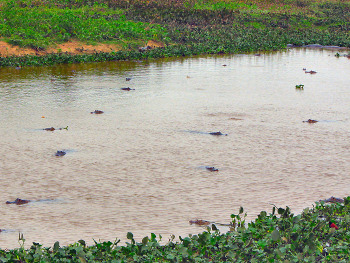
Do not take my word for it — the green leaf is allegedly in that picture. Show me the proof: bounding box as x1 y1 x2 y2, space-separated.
278 208 285 215
179 247 189 257
78 240 86 247
212 224 218 231
276 248 283 257
271 229 281 241
53 241 60 253
127 232 134 240
142 236 149 246
151 233 156 240
259 211 267 218
239 206 244 214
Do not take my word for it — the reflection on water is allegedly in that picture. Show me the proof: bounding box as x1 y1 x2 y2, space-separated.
1 49 350 248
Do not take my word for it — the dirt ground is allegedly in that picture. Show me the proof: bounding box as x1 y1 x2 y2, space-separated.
0 40 164 57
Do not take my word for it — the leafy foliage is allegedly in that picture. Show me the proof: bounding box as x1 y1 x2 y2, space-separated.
0 0 350 66
1 199 350 262
0 0 168 49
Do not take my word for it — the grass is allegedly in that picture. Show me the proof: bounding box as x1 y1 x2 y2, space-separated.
1 199 350 262
0 0 350 67
0 1 169 50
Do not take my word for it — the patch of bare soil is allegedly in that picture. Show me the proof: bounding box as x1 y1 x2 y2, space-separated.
146 40 165 48
0 40 166 57
0 40 122 57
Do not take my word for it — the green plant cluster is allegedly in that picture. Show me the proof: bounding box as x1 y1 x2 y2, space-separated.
1 199 350 262
0 0 350 66
0 0 168 50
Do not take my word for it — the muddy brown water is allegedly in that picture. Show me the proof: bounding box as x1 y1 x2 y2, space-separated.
1 48 350 248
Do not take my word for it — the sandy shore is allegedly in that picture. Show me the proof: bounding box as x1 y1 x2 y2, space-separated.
0 39 164 57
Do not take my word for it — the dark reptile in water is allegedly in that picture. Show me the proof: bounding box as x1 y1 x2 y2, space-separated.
209 131 228 136
305 70 317 74
121 87 135 91
55 151 66 156
320 196 344 203
206 166 219 172
91 110 104 114
43 126 68 131
303 119 318 123
6 198 31 205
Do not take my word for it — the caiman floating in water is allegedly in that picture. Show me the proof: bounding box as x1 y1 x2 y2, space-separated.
121 87 135 91
189 219 211 226
209 131 228 136
55 151 66 156
303 119 318 123
189 219 232 227
91 110 104 114
320 196 344 203
6 198 31 205
205 166 219 172
305 70 317 74
43 126 68 131
6 198 55 205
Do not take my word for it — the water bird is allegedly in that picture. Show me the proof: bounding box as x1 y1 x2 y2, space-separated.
126 77 132 81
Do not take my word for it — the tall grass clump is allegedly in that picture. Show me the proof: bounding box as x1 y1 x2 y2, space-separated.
0 0 169 49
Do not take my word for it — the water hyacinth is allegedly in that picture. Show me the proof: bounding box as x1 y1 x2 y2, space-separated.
0 198 349 261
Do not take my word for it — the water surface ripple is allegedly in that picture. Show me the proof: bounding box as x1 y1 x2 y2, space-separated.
1 49 350 248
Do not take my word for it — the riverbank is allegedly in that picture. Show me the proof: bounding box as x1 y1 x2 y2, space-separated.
0 0 350 66
1 198 349 262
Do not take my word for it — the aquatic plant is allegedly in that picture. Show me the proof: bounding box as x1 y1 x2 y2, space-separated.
295 84 304 89
1 198 350 261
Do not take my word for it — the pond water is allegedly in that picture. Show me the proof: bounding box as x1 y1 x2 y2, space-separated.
1 48 350 248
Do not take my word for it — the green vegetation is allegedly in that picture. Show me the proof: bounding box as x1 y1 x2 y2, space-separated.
0 0 350 66
296 84 304 90
1 1 350 261
1 199 350 262
0 1 168 50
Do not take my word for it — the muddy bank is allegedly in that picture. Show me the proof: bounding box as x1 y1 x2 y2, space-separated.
0 40 164 57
